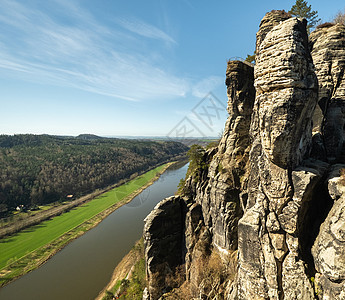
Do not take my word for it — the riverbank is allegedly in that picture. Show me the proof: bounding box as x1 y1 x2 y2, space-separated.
0 161 177 287
96 239 145 300
0 157 186 238
95 162 190 300
0 190 111 238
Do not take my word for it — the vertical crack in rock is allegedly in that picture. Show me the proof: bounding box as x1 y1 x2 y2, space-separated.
143 60 255 299
236 12 318 300
143 196 185 299
311 165 345 299
310 23 345 161
143 10 345 300
297 163 333 277
276 257 285 300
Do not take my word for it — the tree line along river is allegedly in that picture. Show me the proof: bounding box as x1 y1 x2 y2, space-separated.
0 161 188 300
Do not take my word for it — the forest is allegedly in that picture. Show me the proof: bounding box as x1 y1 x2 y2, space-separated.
0 134 188 216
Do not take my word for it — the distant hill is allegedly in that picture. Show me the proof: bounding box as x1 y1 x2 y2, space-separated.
76 134 105 140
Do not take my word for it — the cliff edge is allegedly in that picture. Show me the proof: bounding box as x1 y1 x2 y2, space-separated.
143 11 345 300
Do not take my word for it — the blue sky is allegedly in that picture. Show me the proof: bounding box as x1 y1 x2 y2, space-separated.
1 0 344 137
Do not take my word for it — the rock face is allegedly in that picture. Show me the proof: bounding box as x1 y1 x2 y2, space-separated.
310 24 345 161
255 10 291 54
143 10 345 300
199 60 255 252
143 60 255 300
143 196 185 299
312 165 345 299
237 16 319 300
254 17 318 169
308 25 345 298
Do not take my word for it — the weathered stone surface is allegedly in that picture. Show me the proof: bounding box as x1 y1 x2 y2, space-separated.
310 24 345 161
255 17 318 168
314 272 345 300
194 60 255 253
143 10 345 300
312 196 345 280
183 202 210 286
236 13 319 300
237 162 325 300
310 24 345 104
237 208 269 299
255 10 291 54
328 164 345 200
278 160 329 235
312 165 345 299
143 196 184 300
282 235 315 300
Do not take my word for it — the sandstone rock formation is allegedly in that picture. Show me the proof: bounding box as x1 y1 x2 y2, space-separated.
143 196 185 299
200 60 255 252
312 165 345 299
143 10 345 300
144 59 255 300
237 15 319 300
310 23 345 161
255 10 291 55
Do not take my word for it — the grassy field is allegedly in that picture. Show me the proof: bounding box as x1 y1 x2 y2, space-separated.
0 164 167 281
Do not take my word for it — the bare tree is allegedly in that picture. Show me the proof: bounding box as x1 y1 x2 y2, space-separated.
333 8 345 25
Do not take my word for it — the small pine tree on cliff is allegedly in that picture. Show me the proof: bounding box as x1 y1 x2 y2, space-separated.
245 52 255 64
289 0 321 33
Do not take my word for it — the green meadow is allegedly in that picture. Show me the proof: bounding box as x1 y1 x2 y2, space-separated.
0 164 166 271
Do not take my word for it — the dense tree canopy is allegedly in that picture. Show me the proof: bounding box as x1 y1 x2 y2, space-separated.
0 134 188 216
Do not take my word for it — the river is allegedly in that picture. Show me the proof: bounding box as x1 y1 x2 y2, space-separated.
0 161 188 300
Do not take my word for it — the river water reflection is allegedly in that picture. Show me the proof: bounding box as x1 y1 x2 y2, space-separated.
0 162 188 300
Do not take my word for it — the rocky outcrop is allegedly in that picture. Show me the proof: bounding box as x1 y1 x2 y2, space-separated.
143 10 345 300
255 10 291 54
197 60 255 251
254 17 318 169
143 196 185 299
236 16 320 300
184 60 255 294
310 24 345 161
312 165 345 299
143 60 255 299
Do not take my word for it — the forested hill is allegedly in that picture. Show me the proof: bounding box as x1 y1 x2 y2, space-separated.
0 134 188 215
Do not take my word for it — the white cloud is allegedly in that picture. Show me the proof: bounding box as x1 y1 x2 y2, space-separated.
192 76 224 98
116 17 177 45
0 0 187 101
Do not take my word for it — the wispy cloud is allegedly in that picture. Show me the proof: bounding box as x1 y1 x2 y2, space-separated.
182 0 196 10
116 17 177 45
192 76 224 98
0 0 187 101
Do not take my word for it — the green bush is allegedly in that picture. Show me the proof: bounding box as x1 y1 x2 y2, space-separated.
186 144 207 181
